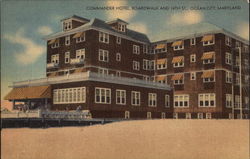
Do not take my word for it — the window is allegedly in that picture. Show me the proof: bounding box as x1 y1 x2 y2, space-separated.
154 45 167 53
197 113 203 119
53 87 86 104
131 91 140 106
148 93 157 107
157 59 167 70
226 94 233 108
65 52 70 63
203 58 215 64
245 97 249 108
150 60 155 70
199 93 216 107
226 71 232 83
99 32 109 43
63 21 72 31
173 56 184 67
186 113 191 119
95 88 111 104
161 112 166 119
116 53 121 61
116 90 126 105
118 23 126 32
99 49 109 62
51 41 59 48
173 44 184 50
143 45 148 54
98 68 109 75
225 36 231 46
190 72 196 80
206 113 212 119
235 73 240 85
133 45 140 54
65 36 70 46
190 38 196 45
229 113 234 119
173 113 178 119
125 111 130 119
235 56 240 67
116 71 121 77
235 41 240 48
225 52 232 65
165 95 170 107
133 61 140 70
203 71 215 83
76 49 85 59
174 94 189 107
202 35 215 46
116 37 121 44
51 54 59 64
243 45 249 53
245 75 249 84
76 33 85 43
172 74 184 85
235 95 240 109
147 112 152 119
190 54 196 63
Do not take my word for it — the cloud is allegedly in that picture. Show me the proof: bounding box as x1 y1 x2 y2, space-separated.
105 0 136 21
236 22 249 40
37 26 53 36
4 29 45 65
169 10 203 25
129 22 148 34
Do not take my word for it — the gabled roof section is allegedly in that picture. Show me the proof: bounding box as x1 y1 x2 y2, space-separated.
107 18 129 25
61 15 90 23
153 22 249 44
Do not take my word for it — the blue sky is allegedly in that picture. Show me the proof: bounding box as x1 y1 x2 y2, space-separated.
1 0 249 99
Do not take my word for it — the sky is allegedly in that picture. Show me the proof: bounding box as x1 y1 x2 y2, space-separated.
1 0 249 100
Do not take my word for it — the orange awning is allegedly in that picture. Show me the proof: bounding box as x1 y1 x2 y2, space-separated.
156 75 166 81
74 68 85 73
171 74 183 80
171 40 183 47
48 39 59 44
201 35 214 42
201 71 214 78
155 44 166 49
172 56 184 63
4 85 51 100
156 59 167 65
201 52 215 60
73 32 85 38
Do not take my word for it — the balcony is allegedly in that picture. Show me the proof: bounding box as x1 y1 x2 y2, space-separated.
70 58 84 65
47 63 59 69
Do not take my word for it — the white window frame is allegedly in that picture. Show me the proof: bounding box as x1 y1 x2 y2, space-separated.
118 23 126 32
98 68 109 75
203 35 215 46
143 45 148 54
133 61 140 71
226 71 232 83
225 36 231 46
203 71 215 83
198 113 204 119
235 56 240 67
173 44 184 51
226 94 233 108
95 87 111 104
76 33 85 43
116 53 121 61
76 49 85 59
157 60 167 70
148 93 157 107
63 20 72 31
225 52 232 65
65 36 70 46
116 90 126 105
234 95 240 109
190 38 196 45
133 45 140 54
125 111 130 119
186 113 191 119
65 52 70 63
51 41 59 48
161 112 166 119
198 93 216 107
173 113 178 119
53 87 86 104
131 91 140 106
165 95 170 107
235 73 240 85
173 57 184 68
147 112 152 119
99 49 109 62
190 54 196 63
51 54 59 64
174 94 189 108
206 113 212 119
99 32 109 44
190 72 196 80
116 36 121 44
116 71 121 77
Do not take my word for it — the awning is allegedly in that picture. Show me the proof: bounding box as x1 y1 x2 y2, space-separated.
156 59 167 65
172 56 184 63
4 85 51 100
171 40 183 47
156 75 166 81
74 68 85 73
48 39 59 44
171 74 184 80
201 35 214 42
73 32 85 38
48 72 58 77
155 44 166 49
201 52 215 60
201 71 214 78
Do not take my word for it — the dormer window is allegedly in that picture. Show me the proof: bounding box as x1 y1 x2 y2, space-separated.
63 20 72 31
118 23 126 32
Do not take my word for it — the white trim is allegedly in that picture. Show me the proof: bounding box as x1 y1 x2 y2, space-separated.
95 87 111 104
147 112 152 119
174 94 189 108
165 95 170 107
131 91 140 106
53 87 86 104
148 93 157 107
116 89 126 105
198 93 216 107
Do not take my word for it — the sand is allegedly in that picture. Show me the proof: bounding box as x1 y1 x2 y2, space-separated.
1 120 249 159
